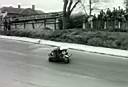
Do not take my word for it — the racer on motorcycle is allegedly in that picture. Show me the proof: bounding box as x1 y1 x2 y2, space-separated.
51 47 61 59
51 47 68 59
49 46 71 64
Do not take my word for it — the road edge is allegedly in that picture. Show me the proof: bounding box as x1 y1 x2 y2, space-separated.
0 35 128 58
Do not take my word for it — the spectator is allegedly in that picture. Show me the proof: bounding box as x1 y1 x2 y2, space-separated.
7 18 11 31
106 8 112 18
3 18 8 32
98 10 105 29
112 7 117 19
83 6 128 30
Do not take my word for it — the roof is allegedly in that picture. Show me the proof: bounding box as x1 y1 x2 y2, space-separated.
0 6 22 14
0 6 44 16
19 8 44 16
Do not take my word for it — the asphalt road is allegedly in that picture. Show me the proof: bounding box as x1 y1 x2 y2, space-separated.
0 38 128 87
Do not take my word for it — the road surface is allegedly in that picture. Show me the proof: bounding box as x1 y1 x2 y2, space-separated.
0 38 128 87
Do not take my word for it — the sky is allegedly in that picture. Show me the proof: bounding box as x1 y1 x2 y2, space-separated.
0 0 125 13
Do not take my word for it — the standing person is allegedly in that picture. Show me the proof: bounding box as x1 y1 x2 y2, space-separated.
3 18 8 32
7 18 12 35
117 6 122 17
100 10 105 17
99 10 105 29
92 14 97 29
112 7 118 29
106 8 112 29
112 7 117 19
7 18 11 31
106 8 112 18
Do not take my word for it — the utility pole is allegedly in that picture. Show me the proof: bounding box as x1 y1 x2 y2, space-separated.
89 0 92 16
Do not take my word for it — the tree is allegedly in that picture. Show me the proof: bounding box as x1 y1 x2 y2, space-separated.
63 0 80 29
125 0 128 12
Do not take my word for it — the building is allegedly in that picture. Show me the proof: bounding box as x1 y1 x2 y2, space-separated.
0 5 44 18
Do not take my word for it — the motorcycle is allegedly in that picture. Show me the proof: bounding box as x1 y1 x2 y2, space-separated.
48 49 72 64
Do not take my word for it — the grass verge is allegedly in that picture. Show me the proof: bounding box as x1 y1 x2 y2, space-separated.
0 28 128 50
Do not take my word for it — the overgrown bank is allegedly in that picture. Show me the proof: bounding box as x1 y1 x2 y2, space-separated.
0 29 128 50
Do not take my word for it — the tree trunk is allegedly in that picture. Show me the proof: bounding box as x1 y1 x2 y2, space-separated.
63 15 71 29
62 0 80 29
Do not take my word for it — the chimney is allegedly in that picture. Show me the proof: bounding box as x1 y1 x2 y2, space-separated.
32 5 35 10
18 5 21 9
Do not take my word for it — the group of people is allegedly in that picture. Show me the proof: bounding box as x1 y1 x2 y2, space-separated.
97 6 127 22
90 6 127 22
85 6 128 29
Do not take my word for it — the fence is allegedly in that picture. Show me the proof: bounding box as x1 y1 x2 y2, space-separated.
0 14 61 31
1 15 128 32
83 19 128 32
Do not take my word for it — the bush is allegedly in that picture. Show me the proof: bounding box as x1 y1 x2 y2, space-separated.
87 37 103 46
1 28 128 50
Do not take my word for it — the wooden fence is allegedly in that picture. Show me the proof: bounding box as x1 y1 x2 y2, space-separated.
0 14 60 31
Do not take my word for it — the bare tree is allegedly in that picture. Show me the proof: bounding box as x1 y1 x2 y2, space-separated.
63 0 80 29
124 0 128 12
